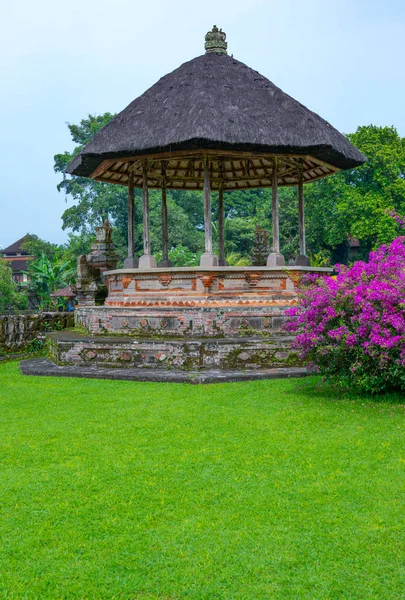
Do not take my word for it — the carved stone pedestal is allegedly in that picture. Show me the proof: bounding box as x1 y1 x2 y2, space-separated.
139 255 157 269
200 252 219 267
158 259 173 268
123 257 139 269
295 254 311 266
266 252 285 267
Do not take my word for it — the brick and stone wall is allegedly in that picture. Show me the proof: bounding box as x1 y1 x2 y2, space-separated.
49 266 331 373
75 266 311 338
75 304 289 338
0 312 74 352
48 330 301 371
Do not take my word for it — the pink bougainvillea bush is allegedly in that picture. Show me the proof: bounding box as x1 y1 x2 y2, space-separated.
285 237 405 393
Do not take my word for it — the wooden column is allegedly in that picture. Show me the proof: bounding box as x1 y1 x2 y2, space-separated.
218 183 225 266
266 157 285 267
204 160 213 253
158 164 173 267
161 178 169 260
200 157 218 266
123 170 138 268
298 165 305 255
272 157 280 254
295 161 310 266
139 162 157 269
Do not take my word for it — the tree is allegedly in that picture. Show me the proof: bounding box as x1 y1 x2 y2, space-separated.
0 262 27 312
61 232 98 265
28 254 75 310
21 234 63 262
305 125 405 262
155 245 199 267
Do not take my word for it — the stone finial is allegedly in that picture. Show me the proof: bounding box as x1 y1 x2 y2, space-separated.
95 219 113 244
205 25 227 54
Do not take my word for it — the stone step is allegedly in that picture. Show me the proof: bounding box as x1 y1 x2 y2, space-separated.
20 358 307 384
47 331 300 371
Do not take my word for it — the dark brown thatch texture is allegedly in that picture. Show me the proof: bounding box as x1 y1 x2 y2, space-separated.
67 52 365 178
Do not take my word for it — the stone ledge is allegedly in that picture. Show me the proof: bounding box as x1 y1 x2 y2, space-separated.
104 266 332 275
20 358 307 384
47 331 294 344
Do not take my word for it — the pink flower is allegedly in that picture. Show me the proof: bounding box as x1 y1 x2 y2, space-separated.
284 234 405 392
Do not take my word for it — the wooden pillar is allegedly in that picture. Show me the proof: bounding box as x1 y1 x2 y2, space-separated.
161 179 169 260
266 157 285 267
158 164 173 267
200 157 218 266
204 160 213 254
272 158 280 254
123 169 138 268
142 163 151 255
218 183 225 266
139 162 157 269
298 166 305 255
128 171 135 258
295 161 310 266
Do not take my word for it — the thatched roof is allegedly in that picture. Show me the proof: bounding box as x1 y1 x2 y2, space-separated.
67 29 365 190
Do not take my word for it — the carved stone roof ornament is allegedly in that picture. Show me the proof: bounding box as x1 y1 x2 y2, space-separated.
204 25 227 55
95 219 113 243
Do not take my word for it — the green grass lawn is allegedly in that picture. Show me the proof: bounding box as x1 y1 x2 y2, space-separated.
1 361 404 599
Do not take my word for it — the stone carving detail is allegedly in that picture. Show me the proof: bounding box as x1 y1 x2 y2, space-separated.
76 257 99 306
158 274 172 287
140 319 149 328
122 276 132 289
252 225 270 266
76 220 118 306
245 272 263 287
263 317 271 328
160 319 169 329
200 275 217 290
87 220 117 273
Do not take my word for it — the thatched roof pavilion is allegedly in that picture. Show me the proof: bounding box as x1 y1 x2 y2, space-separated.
67 26 365 268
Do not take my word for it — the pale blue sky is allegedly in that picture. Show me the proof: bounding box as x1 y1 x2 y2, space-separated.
0 0 404 248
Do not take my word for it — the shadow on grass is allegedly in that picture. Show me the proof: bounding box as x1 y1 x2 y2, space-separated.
288 375 405 406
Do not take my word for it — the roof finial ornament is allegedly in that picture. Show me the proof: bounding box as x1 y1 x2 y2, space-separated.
205 25 227 55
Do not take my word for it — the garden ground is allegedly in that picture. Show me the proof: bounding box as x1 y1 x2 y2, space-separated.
1 361 404 599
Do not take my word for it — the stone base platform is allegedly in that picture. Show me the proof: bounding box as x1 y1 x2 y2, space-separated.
48 266 329 381
46 330 300 372
20 358 306 384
